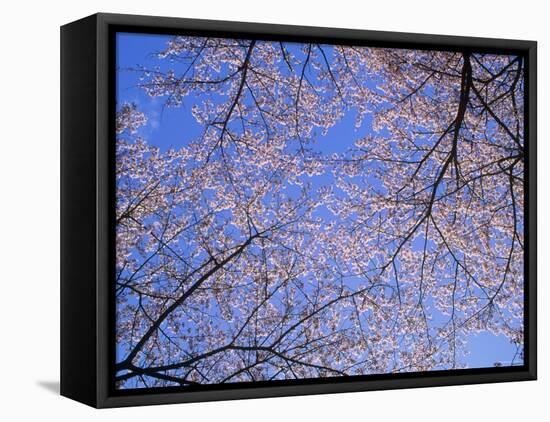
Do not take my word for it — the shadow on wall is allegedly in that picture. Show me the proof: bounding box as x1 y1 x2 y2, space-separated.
36 381 59 395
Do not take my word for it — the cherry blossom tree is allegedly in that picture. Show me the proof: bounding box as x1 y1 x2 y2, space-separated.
115 36 524 388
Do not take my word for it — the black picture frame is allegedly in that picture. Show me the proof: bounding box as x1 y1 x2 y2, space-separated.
61 12 537 408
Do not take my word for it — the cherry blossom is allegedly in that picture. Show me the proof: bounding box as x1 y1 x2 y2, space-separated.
115 37 524 388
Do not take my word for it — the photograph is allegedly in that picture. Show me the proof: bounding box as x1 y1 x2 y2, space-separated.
114 31 526 390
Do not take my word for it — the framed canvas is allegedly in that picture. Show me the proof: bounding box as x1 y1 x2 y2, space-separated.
60 13 537 408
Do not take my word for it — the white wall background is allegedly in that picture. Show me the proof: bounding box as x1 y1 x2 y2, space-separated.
1 0 546 419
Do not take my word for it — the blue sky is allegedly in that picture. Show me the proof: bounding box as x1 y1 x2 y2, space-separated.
115 31 522 376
